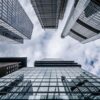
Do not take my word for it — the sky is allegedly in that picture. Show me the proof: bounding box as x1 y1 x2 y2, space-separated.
0 0 100 77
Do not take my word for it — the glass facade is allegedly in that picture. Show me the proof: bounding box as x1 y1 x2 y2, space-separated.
31 0 67 28
0 61 99 99
0 0 33 43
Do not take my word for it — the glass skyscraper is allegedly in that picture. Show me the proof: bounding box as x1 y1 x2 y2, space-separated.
0 0 33 43
31 0 67 28
0 60 100 99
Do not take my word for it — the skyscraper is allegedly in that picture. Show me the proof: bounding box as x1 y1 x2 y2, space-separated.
31 0 67 28
0 60 99 99
0 57 27 77
0 0 33 44
62 0 100 43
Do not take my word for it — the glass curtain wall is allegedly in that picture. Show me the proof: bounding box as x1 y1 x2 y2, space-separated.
0 67 100 99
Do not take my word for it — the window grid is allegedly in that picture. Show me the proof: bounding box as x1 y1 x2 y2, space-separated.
0 67 100 99
0 0 33 40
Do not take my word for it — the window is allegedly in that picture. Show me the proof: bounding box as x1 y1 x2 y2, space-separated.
39 87 48 92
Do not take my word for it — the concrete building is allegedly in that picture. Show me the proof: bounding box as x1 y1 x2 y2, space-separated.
0 57 27 77
0 0 33 43
0 60 99 99
62 0 100 43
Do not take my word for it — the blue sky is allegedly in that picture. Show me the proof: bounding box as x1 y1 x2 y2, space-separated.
0 0 100 77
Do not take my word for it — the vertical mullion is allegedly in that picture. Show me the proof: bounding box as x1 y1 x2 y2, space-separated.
61 71 72 98
57 70 60 96
34 69 42 97
53 69 57 99
46 69 51 99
